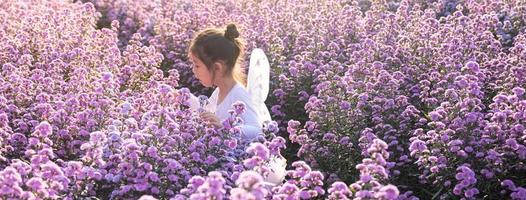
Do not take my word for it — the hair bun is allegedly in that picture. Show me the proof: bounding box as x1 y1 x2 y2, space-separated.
225 24 240 40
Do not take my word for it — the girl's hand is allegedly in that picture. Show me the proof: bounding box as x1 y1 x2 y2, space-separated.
200 111 221 128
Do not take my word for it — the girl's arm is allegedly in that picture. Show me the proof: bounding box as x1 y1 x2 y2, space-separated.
237 99 263 140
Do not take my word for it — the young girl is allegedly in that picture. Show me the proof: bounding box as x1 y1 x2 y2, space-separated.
186 24 285 185
187 24 261 139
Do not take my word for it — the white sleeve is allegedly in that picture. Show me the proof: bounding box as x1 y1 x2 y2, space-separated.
237 93 263 140
206 89 219 113
187 89 219 113
187 92 199 111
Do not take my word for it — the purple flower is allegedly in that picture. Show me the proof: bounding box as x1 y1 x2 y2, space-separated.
376 185 399 200
429 111 441 121
89 131 107 144
328 181 351 199
232 101 246 115
158 84 173 95
25 177 46 190
134 183 150 191
323 132 337 142
340 101 351 110
34 121 52 137
101 72 113 82
360 174 372 183
235 171 263 189
189 176 205 189
263 121 279 133
205 155 218 165
243 157 262 169
409 139 428 153
430 166 439 173
465 188 479 198
224 139 238 149
246 143 269 160
465 61 480 72
501 179 516 190
358 93 369 102
510 187 526 200
188 171 226 200
138 195 157 200
356 190 374 198
230 188 251 199
512 87 525 96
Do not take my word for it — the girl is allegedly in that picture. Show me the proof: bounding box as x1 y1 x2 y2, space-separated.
186 24 285 185
187 24 261 139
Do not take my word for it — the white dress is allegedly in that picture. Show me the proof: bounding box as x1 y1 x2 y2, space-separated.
188 83 286 185
188 82 262 140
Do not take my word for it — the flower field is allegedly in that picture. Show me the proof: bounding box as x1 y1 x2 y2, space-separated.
1 0 525 199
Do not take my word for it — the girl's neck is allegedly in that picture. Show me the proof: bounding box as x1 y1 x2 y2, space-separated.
216 76 237 105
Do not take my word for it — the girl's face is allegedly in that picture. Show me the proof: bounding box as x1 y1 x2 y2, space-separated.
190 53 214 87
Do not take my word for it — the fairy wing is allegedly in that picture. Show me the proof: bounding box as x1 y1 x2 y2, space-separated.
248 48 270 101
247 48 272 124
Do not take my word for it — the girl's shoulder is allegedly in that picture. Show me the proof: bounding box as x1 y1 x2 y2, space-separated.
221 83 253 107
232 83 253 101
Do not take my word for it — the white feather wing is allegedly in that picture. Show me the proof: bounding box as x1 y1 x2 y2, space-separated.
247 48 272 123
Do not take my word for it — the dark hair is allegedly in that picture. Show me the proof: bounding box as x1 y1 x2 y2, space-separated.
189 23 246 85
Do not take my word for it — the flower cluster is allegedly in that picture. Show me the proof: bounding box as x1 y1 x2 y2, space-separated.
327 139 400 200
2 0 526 199
286 0 526 198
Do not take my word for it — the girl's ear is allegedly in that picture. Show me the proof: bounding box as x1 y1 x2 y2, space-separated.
212 61 224 74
